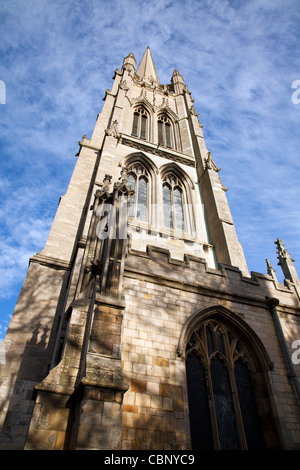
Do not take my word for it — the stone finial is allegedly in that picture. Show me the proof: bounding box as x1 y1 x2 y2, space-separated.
94 174 113 203
275 238 294 261
114 167 134 195
122 52 136 71
265 259 278 283
266 258 275 275
274 238 299 284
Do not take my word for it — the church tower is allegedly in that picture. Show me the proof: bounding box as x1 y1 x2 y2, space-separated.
0 48 300 450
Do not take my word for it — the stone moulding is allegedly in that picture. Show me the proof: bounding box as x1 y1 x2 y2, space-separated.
176 304 275 372
120 134 195 167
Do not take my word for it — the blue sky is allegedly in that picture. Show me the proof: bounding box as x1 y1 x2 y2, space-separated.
0 0 300 340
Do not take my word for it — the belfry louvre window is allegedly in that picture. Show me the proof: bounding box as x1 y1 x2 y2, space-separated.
158 115 172 148
127 163 149 222
132 106 148 140
162 174 185 232
185 320 265 450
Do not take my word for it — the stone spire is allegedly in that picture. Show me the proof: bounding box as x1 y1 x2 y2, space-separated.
136 46 160 84
275 238 300 284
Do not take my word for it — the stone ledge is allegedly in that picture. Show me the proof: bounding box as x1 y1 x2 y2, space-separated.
30 253 70 271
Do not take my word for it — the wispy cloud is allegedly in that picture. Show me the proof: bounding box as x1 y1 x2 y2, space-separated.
0 0 299 336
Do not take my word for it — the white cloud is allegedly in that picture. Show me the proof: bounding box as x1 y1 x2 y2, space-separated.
0 215 52 298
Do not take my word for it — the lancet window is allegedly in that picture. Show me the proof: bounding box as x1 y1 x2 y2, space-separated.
131 106 148 140
158 114 172 148
127 163 149 222
185 319 265 450
162 173 185 232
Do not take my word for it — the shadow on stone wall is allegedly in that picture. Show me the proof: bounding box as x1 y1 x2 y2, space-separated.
0 265 70 449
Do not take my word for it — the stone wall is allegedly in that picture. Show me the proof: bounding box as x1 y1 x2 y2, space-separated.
0 260 69 449
120 246 300 450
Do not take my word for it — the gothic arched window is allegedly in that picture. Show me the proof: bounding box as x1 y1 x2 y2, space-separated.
185 319 266 450
162 174 185 232
127 163 149 222
132 106 148 140
158 114 172 148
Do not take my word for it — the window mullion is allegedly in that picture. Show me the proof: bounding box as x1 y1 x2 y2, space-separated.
206 363 221 450
229 367 248 449
133 178 139 219
223 331 248 450
170 187 175 230
202 326 220 450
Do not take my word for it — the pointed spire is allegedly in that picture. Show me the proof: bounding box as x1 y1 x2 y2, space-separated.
136 47 160 84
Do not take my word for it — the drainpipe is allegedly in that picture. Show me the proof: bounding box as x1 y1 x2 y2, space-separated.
266 297 300 404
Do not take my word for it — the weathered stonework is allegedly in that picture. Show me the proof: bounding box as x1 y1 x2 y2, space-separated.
0 48 299 450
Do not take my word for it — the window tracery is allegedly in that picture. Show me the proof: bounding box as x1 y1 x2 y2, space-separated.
186 319 265 450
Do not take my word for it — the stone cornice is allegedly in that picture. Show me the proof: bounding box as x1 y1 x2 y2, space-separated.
30 253 71 270
77 136 102 152
120 134 195 167
77 134 196 169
